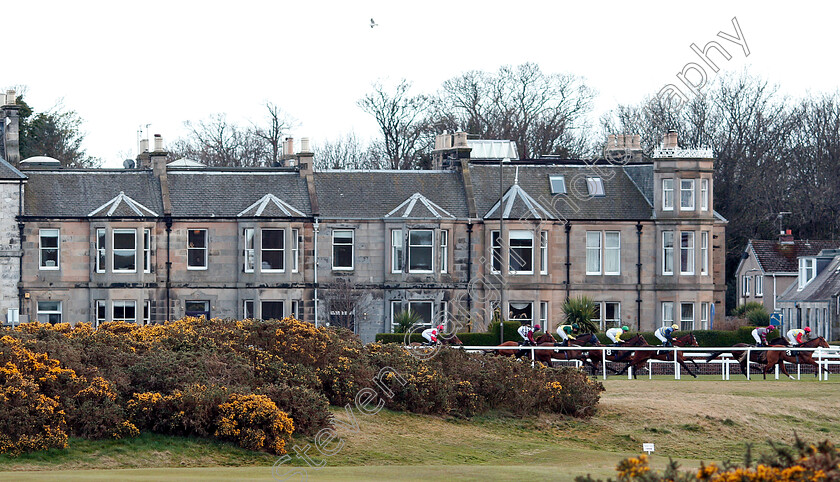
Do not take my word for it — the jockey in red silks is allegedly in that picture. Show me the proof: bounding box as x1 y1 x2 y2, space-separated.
751 325 775 346
421 324 444 346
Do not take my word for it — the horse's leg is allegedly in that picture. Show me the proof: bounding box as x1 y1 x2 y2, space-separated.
679 356 697 378
777 355 793 379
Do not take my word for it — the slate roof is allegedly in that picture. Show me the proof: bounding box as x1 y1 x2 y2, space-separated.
0 157 26 180
623 164 653 206
469 164 653 220
314 170 469 219
484 184 555 220
384 193 455 219
167 169 311 217
23 170 163 217
749 239 840 273
777 255 840 302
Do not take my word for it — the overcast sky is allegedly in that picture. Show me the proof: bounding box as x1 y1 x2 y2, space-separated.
6 1 839 167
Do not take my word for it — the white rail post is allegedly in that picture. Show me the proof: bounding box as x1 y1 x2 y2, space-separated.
648 359 653 380
602 348 607 380
673 346 680 380
746 348 751 380
531 345 535 368
797 359 801 380
775 356 779 380
817 350 823 381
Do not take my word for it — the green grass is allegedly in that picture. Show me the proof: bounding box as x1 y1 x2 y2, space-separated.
2 378 839 480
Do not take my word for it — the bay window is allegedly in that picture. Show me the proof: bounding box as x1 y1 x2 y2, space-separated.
408 229 434 273
680 231 695 275
261 229 285 272
662 231 674 275
509 230 533 274
113 229 137 272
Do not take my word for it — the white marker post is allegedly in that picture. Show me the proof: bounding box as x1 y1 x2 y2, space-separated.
643 443 655 455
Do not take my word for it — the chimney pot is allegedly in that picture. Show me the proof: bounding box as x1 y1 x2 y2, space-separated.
140 139 149 153
663 131 679 149
153 134 164 152
454 132 468 148
300 137 311 152
284 137 294 156
4 89 15 106
607 134 616 149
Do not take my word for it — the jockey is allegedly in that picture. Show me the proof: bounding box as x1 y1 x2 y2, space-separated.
786 327 810 345
517 322 539 346
605 325 628 345
421 324 444 346
655 324 679 347
556 324 577 346
751 325 776 347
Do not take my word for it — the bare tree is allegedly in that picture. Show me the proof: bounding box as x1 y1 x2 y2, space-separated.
357 80 431 169
252 102 294 166
321 278 372 332
313 133 385 170
434 63 596 159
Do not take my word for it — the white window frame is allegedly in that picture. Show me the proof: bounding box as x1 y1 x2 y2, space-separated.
680 179 695 211
799 258 816 290
143 228 152 273
604 231 620 275
390 301 403 331
540 231 548 275
701 302 709 330
662 179 674 211
743 275 751 296
662 301 674 326
39 228 60 270
95 228 106 273
680 302 695 331
261 228 285 273
95 300 106 327
244 299 254 319
113 228 137 273
700 179 709 211
680 231 695 275
586 231 601 275
143 300 151 325
36 300 62 324
292 228 300 273
700 231 709 276
440 229 448 274
187 228 208 270
332 229 354 271
604 302 621 330
540 301 548 327
112 300 137 324
261 300 285 320
491 230 501 273
549 175 566 195
408 229 434 274
662 231 674 275
243 228 255 273
291 300 302 320
391 229 403 273
755 275 763 297
509 230 534 275
586 177 605 196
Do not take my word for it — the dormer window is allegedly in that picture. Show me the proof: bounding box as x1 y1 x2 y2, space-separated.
799 257 816 290
586 177 604 197
549 175 566 194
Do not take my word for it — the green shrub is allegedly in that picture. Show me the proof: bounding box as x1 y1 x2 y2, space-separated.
258 384 332 436
393 309 422 334
561 296 599 333
746 308 770 326
733 301 765 317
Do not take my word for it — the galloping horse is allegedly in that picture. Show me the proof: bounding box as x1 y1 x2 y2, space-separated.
705 337 789 378
621 333 700 378
490 333 555 361
555 334 648 375
762 337 833 380
408 332 463 350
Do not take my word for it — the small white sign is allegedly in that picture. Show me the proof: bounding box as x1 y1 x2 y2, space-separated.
642 443 655 454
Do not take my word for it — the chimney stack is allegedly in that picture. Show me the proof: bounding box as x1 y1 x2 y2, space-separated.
779 229 794 245
1 89 21 165
604 133 643 163
297 136 314 173
662 130 679 149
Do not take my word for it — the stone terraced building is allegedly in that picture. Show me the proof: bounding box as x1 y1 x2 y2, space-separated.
1 95 727 342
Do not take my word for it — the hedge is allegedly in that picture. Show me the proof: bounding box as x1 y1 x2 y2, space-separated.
377 325 767 347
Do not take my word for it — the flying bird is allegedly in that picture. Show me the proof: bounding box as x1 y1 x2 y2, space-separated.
370 18 378 28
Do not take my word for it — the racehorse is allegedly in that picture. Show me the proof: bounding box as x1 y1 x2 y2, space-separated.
762 337 833 380
489 333 555 361
705 337 789 378
621 333 700 378
555 334 648 375
409 332 463 350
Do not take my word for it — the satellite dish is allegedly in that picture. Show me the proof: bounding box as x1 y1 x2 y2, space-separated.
123 159 135 169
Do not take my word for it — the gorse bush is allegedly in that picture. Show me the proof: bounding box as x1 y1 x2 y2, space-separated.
576 436 840 482
1 317 603 456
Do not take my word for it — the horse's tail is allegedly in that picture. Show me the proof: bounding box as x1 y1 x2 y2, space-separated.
705 351 725 363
